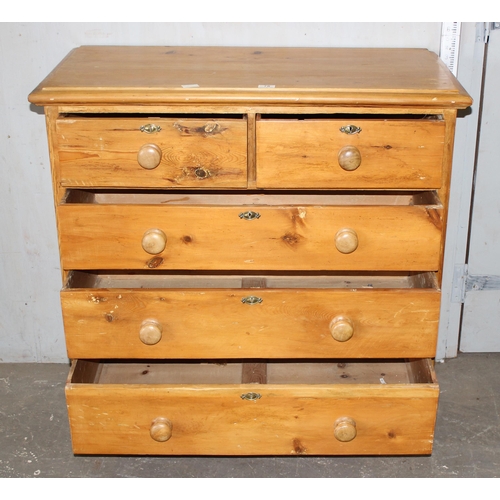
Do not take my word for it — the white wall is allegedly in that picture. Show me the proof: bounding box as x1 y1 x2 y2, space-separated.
0 22 443 362
436 23 485 359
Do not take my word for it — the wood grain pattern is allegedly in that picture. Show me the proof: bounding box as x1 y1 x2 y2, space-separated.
66 359 438 456
436 109 458 285
61 285 440 359
55 117 247 188
257 118 445 189
57 203 443 271
30 46 471 456
28 46 472 108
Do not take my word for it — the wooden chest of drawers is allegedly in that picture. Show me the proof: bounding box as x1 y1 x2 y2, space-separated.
29 46 471 456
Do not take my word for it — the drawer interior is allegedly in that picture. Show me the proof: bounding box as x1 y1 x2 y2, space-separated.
65 270 439 290
63 189 442 207
257 113 443 121
70 359 437 386
59 113 247 119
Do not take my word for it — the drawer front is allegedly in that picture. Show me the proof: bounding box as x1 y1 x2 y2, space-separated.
58 204 442 271
256 119 445 189
62 287 440 359
55 117 248 188
66 360 439 456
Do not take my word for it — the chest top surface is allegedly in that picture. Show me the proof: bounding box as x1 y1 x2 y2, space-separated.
28 46 472 108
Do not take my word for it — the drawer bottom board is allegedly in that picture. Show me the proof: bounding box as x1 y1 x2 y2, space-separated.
66 359 439 456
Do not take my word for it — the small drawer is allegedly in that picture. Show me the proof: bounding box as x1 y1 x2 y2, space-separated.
62 272 440 359
66 359 439 455
57 191 443 271
55 116 248 188
256 116 445 189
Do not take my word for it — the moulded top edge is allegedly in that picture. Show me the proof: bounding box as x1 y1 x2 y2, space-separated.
28 87 473 109
27 46 473 109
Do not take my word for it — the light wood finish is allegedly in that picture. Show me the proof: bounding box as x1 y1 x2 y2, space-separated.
256 118 445 189
28 46 471 108
66 359 439 455
61 273 440 359
246 112 257 188
55 117 247 188
64 270 439 289
58 191 442 271
436 109 459 284
57 202 442 271
55 105 466 116
30 46 471 456
64 190 441 205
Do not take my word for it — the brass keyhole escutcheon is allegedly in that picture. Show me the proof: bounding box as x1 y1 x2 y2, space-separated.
241 392 262 401
140 124 162 134
239 211 261 221
241 296 263 305
339 124 362 135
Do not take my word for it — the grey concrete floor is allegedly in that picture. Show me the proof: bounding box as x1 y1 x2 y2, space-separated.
1 353 499 478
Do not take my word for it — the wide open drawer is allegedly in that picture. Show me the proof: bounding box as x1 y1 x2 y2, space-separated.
62 271 440 359
256 116 445 189
54 116 248 188
57 191 443 271
66 358 439 455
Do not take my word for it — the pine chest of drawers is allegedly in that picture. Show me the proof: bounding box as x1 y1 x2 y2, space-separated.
29 46 471 456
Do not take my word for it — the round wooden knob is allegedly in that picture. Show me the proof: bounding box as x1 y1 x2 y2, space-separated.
335 228 358 254
139 319 162 345
142 228 167 255
334 417 357 442
150 417 172 442
338 146 361 171
137 143 162 170
329 316 354 342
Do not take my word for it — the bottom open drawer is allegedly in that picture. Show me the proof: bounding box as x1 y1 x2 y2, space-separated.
66 359 439 456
